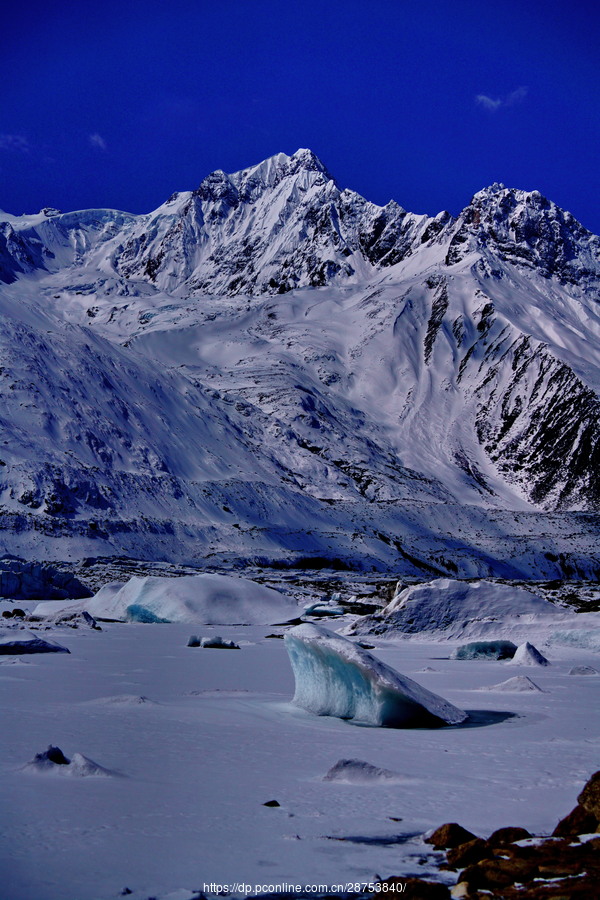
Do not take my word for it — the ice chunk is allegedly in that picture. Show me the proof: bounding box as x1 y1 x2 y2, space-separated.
200 636 239 649
507 641 549 666
284 623 467 727
348 579 556 639
0 628 70 655
33 573 299 626
478 676 543 692
323 759 407 783
451 640 517 660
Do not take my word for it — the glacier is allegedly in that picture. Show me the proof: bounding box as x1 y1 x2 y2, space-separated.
284 623 467 727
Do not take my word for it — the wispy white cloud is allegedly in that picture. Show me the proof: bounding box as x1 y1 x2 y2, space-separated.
0 134 30 153
89 132 107 150
476 86 528 112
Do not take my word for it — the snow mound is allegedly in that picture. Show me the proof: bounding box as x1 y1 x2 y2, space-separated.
0 628 70 655
348 579 556 639
34 574 299 626
569 665 599 676
90 694 159 706
451 640 517 660
323 758 407 783
284 623 467 727
478 676 543 692
23 746 117 777
507 641 550 666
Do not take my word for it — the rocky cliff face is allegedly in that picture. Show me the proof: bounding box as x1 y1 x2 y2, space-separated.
1 150 599 571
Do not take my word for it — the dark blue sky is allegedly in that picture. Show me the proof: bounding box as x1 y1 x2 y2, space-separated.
2 0 599 232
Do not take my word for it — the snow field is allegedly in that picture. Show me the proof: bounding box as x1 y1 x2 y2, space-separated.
2 619 600 900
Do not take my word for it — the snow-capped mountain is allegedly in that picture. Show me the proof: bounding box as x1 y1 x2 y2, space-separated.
1 150 600 575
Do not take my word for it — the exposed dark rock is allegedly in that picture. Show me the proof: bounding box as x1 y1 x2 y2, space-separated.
446 837 491 868
458 856 538 890
487 825 532 845
34 745 70 765
577 770 600 819
552 803 598 837
425 822 479 849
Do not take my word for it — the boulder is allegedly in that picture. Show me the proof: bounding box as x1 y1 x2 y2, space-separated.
425 822 479 849
577 770 600 820
488 825 532 845
552 803 598 837
446 837 491 868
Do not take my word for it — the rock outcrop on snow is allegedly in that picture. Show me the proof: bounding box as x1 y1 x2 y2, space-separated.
397 770 600 898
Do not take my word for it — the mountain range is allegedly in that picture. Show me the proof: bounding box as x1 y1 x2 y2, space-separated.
1 148 600 578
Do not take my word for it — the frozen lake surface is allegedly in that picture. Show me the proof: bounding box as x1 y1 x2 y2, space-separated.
1 615 599 899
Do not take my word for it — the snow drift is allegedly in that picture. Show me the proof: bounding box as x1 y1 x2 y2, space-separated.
507 641 550 666
284 623 467 727
0 628 70 654
323 759 407 783
34 573 299 626
23 745 117 777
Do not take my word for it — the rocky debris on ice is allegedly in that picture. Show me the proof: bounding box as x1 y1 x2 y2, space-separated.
1 608 25 619
569 665 599 675
284 622 467 727
33 573 299 626
0 628 70 654
23 745 117 777
323 758 407 783
506 641 550 666
347 579 556 639
416 769 600 898
451 640 517 660
477 675 543 692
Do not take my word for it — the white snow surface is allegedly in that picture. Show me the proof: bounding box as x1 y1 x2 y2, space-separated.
2 615 600 900
34 573 299 625
284 622 467 727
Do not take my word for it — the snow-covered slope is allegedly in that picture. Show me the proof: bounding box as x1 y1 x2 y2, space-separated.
1 150 600 573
